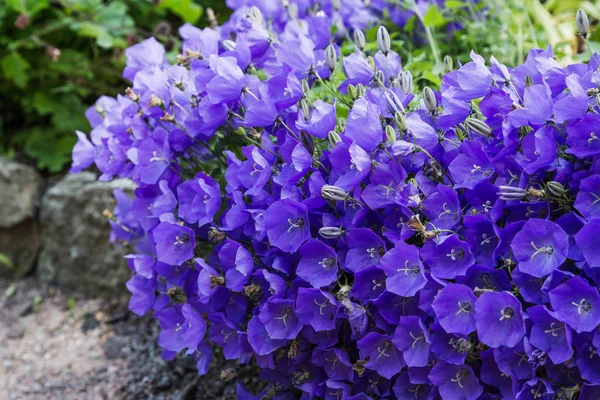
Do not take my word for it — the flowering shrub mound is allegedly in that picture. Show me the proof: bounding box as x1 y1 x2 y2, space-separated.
72 4 600 399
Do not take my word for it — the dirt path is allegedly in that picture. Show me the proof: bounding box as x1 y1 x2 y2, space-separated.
0 278 263 400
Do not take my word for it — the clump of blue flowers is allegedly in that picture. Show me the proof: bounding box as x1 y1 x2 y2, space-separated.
71 3 600 399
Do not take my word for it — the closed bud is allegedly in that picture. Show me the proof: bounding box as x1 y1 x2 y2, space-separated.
301 79 310 95
466 117 492 137
390 78 400 88
348 84 357 99
377 26 391 54
300 130 315 154
353 29 366 50
597 93 600 108
443 55 454 72
321 185 348 201
319 226 344 239
223 39 236 51
498 186 526 201
525 75 534 87
368 56 375 71
383 89 405 115
374 70 385 87
338 117 346 131
288 3 299 20
546 181 566 198
332 0 340 10
249 6 263 24
356 83 366 98
394 111 407 131
576 9 590 38
422 87 437 112
300 99 310 120
328 131 342 147
325 45 337 71
385 125 397 143
398 70 413 93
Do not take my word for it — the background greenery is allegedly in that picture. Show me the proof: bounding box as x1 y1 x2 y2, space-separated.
0 0 597 173
0 0 230 172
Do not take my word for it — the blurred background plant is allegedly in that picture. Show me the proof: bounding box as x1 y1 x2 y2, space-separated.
0 0 230 172
0 0 597 172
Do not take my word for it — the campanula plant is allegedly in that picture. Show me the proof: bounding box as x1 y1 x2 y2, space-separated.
72 3 600 399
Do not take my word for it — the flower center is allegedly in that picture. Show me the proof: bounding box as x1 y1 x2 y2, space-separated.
572 298 592 314
409 332 424 348
149 151 166 163
450 368 468 389
480 234 491 245
314 298 329 315
530 241 553 259
250 162 263 176
287 217 305 233
589 132 598 144
376 340 392 360
174 234 189 246
544 322 564 337
318 257 335 269
471 164 482 174
499 307 514 321
446 248 464 261
455 301 472 315
397 260 420 276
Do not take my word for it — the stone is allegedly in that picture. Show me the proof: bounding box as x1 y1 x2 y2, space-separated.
0 157 43 228
0 219 40 278
37 172 136 296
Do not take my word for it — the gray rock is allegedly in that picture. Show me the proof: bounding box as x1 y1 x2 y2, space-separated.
0 157 43 228
0 219 40 278
37 172 136 295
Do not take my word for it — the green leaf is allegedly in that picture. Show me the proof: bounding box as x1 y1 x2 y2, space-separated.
423 5 446 28
1 53 30 88
159 0 203 24
444 0 465 8
24 130 77 172
0 253 14 270
6 0 49 16
32 92 55 115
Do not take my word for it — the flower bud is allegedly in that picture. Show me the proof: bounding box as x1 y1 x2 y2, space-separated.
338 118 346 131
443 55 454 72
525 75 534 87
249 6 263 24
546 181 566 198
498 186 526 201
385 125 397 143
328 131 342 147
301 79 310 95
596 93 600 108
577 9 590 38
300 130 315 154
222 39 236 51
398 71 413 93
288 3 299 20
377 26 391 54
466 117 492 137
321 185 348 201
356 83 366 98
353 29 366 51
206 8 218 28
348 84 357 99
374 70 385 87
325 45 337 71
422 87 437 112
332 0 340 10
300 99 310 121
383 89 405 115
368 56 375 71
319 226 344 239
394 111 407 131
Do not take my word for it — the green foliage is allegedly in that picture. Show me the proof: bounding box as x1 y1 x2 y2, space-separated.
0 0 230 172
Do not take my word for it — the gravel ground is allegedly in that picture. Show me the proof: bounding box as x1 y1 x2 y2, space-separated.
0 278 264 400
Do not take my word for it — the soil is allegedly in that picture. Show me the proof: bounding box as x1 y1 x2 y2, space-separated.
0 278 265 400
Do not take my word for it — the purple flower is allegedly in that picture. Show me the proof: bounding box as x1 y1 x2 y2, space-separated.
428 363 483 400
549 277 600 333
511 218 569 278
392 316 431 367
357 332 404 379
380 241 427 297
421 235 475 280
344 98 384 152
152 221 196 265
177 172 222 226
296 100 336 138
295 288 338 332
296 239 338 288
263 199 311 253
344 228 385 273
432 283 477 336
574 218 600 269
70 131 96 173
527 305 573 364
475 291 526 348
259 298 303 340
